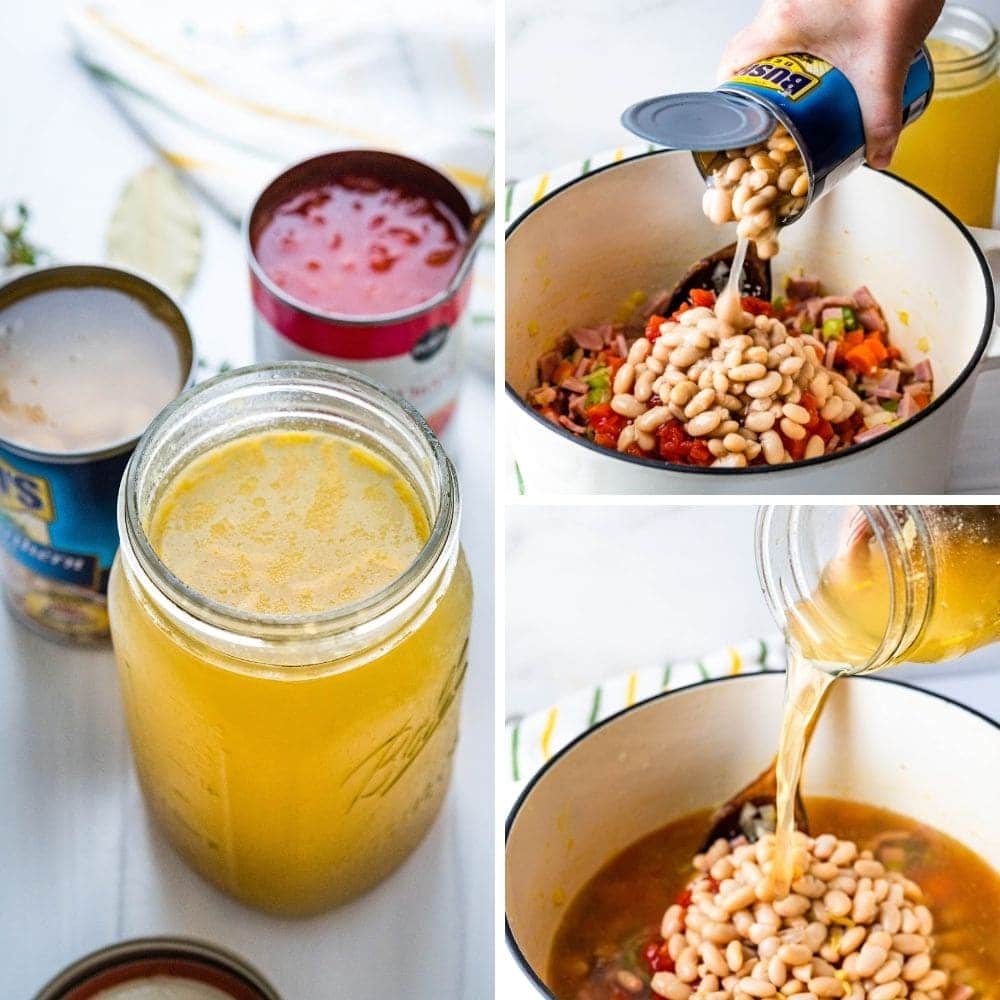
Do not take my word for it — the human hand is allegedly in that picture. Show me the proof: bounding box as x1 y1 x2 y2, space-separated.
718 0 943 168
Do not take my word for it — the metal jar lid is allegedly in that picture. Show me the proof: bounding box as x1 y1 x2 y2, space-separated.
621 91 777 150
33 937 282 1000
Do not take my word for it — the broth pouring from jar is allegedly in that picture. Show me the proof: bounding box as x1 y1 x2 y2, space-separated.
766 506 1000 898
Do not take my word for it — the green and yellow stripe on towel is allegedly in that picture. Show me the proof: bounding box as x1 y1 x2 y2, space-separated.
507 633 786 786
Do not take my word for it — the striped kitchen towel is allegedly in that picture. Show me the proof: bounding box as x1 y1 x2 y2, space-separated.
505 632 788 808
68 0 495 365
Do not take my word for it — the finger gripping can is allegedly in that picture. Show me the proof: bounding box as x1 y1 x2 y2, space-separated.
622 48 934 223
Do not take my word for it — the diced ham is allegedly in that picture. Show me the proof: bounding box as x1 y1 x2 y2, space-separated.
805 297 824 323
853 285 877 310
906 381 932 396
570 326 605 351
614 333 628 358
897 392 918 419
854 424 891 444
818 295 856 309
786 275 820 300
877 369 900 393
822 307 844 323
856 307 886 333
912 358 933 383
560 376 588 394
825 340 839 368
537 351 560 382
873 387 901 400
568 393 588 418
574 356 592 378
557 415 586 434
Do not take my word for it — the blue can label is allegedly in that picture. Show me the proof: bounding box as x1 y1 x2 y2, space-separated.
721 48 933 207
0 444 129 641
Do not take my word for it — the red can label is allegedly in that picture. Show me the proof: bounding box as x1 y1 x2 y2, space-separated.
250 273 471 435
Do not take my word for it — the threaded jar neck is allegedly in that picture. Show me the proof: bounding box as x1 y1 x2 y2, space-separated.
929 5 999 91
755 505 935 675
117 362 461 668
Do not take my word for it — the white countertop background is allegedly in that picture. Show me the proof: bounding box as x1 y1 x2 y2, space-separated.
0 1 493 996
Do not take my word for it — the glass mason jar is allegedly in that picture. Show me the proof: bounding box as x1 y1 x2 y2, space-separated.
108 363 472 915
890 4 1000 227
756 505 1000 674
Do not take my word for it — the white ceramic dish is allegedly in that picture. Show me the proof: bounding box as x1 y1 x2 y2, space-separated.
505 673 1000 996
506 151 1000 494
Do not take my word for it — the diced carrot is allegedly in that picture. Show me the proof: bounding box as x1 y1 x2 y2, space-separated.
552 360 575 384
845 343 878 374
866 333 888 364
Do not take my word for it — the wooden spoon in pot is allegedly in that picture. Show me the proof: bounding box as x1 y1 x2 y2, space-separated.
699 696 824 852
654 240 772 318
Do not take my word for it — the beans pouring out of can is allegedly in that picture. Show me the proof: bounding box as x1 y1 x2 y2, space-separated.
622 46 934 239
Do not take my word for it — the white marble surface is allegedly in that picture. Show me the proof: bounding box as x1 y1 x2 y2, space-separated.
0 1 493 996
507 0 1000 183
506 505 1000 721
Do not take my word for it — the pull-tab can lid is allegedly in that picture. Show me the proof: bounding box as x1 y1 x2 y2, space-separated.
621 92 776 150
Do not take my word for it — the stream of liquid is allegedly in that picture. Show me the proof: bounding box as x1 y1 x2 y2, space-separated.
714 236 749 324
768 506 1000 897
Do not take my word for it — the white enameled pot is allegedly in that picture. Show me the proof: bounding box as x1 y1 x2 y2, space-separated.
505 151 1000 494
505 673 1000 997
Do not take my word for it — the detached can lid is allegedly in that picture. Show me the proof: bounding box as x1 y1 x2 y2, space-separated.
32 937 282 1000
621 92 776 151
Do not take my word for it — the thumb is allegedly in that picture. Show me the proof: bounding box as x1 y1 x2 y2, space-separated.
850 54 911 169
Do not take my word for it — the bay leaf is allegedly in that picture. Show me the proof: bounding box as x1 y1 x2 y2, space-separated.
106 164 202 298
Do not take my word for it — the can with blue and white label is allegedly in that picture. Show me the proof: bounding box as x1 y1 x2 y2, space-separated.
0 265 194 644
622 48 934 224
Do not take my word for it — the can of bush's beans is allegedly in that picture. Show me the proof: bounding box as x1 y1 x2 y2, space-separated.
0 265 194 644
622 48 934 223
33 937 282 999
245 150 477 435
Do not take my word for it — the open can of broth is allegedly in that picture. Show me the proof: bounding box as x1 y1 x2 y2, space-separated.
33 936 281 999
245 150 477 435
0 265 194 643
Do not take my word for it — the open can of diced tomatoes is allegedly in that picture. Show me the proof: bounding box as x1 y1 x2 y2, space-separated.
245 150 477 434
33 937 282 999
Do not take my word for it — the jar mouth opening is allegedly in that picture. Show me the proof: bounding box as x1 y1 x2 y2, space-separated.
930 5 999 71
755 505 934 673
122 362 459 641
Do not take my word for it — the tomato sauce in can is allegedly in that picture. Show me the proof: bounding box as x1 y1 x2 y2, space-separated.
246 151 476 434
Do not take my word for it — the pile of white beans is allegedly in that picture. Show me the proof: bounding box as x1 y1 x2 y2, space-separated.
649 832 962 1000
701 124 809 259
609 298 875 467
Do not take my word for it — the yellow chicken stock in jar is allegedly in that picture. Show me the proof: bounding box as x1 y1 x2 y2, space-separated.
107 363 472 915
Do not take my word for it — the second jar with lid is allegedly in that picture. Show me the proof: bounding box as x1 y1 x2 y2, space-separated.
108 363 472 915
756 505 1000 674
